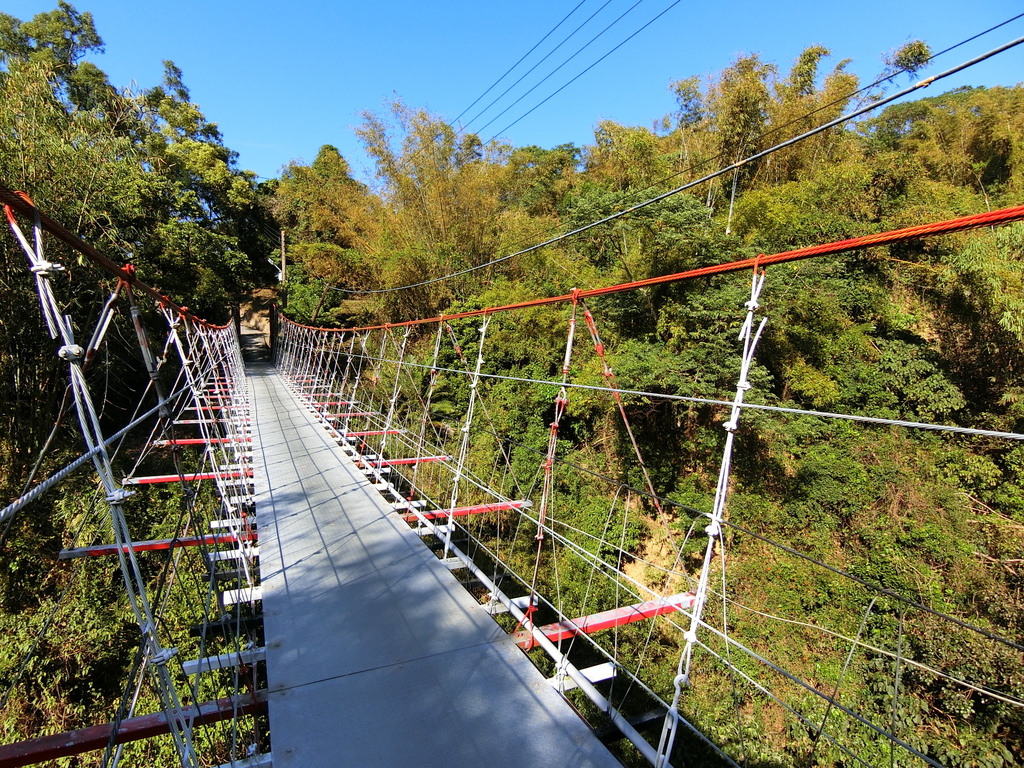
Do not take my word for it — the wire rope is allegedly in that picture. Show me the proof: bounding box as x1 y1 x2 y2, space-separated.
456 0 599 129
327 34 1024 295
685 627 944 768
482 0 684 141
338 350 1024 441
340 334 1024 693
472 0 649 136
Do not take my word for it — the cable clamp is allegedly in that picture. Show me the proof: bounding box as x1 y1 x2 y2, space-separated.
57 344 85 361
683 630 698 646
30 260 65 277
150 646 178 666
106 489 134 504
704 521 721 538
723 419 738 432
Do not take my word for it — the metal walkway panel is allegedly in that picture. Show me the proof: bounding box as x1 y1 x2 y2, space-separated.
247 364 619 767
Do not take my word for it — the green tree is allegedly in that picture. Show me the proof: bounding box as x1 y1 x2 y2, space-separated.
274 144 378 251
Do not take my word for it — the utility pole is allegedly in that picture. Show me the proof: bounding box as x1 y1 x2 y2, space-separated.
279 228 287 308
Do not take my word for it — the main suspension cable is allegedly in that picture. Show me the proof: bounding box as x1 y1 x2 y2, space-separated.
328 35 1024 296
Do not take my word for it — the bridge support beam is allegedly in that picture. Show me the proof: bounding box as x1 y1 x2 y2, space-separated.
355 455 448 469
0 692 267 767
59 531 257 559
151 438 251 447
401 499 531 523
513 592 696 649
122 469 253 485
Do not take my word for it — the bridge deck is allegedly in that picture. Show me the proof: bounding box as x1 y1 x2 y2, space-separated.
247 363 619 767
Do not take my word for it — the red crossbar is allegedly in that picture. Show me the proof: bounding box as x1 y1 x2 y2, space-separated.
59 531 257 559
357 456 448 468
328 412 373 418
151 438 251 447
514 592 696 649
313 400 355 405
402 500 530 522
345 430 402 437
123 469 252 485
0 692 266 766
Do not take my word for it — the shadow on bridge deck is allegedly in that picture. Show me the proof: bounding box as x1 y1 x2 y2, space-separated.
246 362 620 767
240 324 271 363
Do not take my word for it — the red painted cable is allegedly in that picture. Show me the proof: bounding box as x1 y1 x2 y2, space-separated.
2 184 229 330
286 203 1024 334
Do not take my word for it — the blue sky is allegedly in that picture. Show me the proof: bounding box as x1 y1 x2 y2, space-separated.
6 1 1024 184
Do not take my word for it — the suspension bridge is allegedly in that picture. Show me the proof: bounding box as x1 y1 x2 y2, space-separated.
1 182 1023 768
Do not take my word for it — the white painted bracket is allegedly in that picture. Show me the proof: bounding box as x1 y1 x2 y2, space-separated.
548 661 617 692
221 586 262 606
183 646 266 677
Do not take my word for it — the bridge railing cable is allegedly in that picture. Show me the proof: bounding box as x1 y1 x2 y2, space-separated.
327 34 1024 297
2 187 264 765
274 199 1024 766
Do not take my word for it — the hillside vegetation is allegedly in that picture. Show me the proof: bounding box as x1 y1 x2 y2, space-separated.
274 46 1024 768
0 3 1021 766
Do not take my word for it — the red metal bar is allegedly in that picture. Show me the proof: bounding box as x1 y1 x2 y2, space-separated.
151 438 251 447
327 412 373 418
514 592 696 649
402 500 530 522
0 184 226 329
0 692 266 767
59 531 257 559
357 456 448 468
345 430 402 437
280 204 1024 334
122 469 252 486
181 412 250 420
313 400 355 405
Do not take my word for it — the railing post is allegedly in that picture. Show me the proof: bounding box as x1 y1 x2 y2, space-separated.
6 203 199 767
443 315 491 558
655 266 767 768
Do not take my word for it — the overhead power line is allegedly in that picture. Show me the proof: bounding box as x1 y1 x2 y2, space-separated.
630 9 1024 196
466 0 640 134
330 33 1024 296
453 0 591 127
376 0 655 214
480 0 684 139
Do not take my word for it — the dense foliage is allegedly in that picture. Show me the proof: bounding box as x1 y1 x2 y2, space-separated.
276 44 1024 768
0 3 1022 766
0 3 274 762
